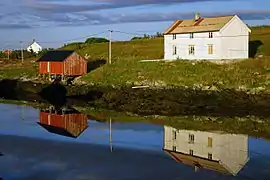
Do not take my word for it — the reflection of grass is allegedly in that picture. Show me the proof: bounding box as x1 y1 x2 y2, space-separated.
0 99 47 109
1 99 270 140
77 107 270 140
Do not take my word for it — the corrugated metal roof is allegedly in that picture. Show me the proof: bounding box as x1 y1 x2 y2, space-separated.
37 50 75 62
164 15 235 34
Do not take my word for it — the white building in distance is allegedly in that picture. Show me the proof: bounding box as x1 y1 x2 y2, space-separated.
164 14 251 60
27 39 42 54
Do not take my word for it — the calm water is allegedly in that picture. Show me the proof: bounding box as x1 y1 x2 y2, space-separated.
0 103 270 180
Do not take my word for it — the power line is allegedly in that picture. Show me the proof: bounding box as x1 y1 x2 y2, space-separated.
39 31 108 44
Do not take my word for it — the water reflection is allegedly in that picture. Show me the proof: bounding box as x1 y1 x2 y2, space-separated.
1 103 270 179
37 106 88 138
163 126 249 176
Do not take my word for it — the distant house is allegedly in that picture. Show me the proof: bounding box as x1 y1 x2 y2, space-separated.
164 14 251 60
38 107 88 138
27 39 42 54
163 126 249 176
2 49 11 56
36 50 87 78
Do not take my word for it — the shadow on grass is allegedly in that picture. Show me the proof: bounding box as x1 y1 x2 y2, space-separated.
249 40 263 58
87 59 107 73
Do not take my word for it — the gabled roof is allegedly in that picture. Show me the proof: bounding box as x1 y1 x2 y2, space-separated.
164 15 235 34
36 50 75 62
164 149 237 176
28 40 42 48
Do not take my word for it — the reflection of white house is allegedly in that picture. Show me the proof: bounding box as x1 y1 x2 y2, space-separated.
27 39 42 53
163 126 249 176
164 14 251 60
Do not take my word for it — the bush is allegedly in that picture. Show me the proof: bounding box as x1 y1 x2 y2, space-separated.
85 37 109 44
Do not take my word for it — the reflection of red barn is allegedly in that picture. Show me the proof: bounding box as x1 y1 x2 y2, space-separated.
36 50 87 77
38 108 88 138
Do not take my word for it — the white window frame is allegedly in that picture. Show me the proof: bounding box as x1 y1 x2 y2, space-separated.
173 34 176 40
188 45 195 55
173 45 177 55
208 44 213 55
190 33 194 39
209 32 213 38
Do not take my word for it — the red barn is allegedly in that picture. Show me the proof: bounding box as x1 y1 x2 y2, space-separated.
36 50 87 77
38 108 88 138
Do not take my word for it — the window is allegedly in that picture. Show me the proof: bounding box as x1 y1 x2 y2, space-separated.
189 149 194 156
173 45 177 55
173 130 177 140
208 137 213 147
173 146 177 152
208 44 213 55
173 34 176 40
189 134 195 144
209 32 213 38
190 33 194 39
208 153 213 160
188 45 195 55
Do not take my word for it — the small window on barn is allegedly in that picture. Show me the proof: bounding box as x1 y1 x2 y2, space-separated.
173 146 177 152
188 45 195 55
173 45 177 55
173 34 176 40
209 32 213 38
190 33 194 39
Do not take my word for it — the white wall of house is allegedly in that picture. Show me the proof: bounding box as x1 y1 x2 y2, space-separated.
220 16 250 59
164 16 250 60
27 42 42 54
164 31 221 60
164 126 249 175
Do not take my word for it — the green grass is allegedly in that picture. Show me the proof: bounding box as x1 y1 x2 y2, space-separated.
0 59 38 79
62 26 270 89
79 58 270 89
1 26 270 90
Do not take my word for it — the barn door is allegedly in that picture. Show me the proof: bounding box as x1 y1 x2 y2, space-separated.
47 62 50 73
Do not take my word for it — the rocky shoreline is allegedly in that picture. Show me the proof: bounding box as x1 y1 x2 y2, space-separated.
1 78 270 117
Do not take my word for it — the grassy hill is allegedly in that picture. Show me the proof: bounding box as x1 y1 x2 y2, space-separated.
60 26 270 90
1 26 270 90
62 26 270 61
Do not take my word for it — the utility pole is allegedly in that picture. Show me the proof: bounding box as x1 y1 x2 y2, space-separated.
20 41 24 63
108 30 113 64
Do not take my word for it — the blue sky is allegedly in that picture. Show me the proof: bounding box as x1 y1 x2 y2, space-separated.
0 0 270 49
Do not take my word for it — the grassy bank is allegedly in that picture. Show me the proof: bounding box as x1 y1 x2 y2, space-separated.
0 58 38 79
1 26 270 90
70 26 270 89
1 98 270 140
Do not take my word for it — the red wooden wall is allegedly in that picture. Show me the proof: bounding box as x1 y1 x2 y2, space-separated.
40 112 88 137
38 52 87 76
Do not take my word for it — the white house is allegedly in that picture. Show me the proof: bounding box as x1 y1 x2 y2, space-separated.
163 126 249 176
164 14 251 60
27 39 42 54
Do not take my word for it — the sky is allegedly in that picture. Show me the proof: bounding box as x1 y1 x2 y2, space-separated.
0 0 270 49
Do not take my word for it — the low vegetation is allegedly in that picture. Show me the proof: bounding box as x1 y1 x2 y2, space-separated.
1 26 270 90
